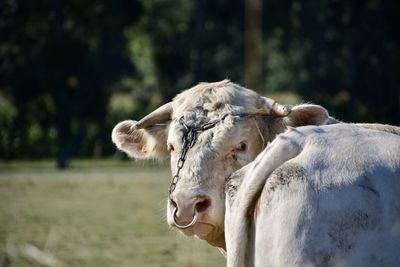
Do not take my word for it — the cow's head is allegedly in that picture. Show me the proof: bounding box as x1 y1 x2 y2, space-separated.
111 80 329 249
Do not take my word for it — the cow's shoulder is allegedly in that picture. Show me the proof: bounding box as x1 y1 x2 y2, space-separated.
266 162 308 192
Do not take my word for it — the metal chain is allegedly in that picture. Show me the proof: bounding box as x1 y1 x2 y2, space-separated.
168 116 220 203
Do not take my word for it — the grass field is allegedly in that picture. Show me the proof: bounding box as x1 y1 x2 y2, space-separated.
0 160 225 267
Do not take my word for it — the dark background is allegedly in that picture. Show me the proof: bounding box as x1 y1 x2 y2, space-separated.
1 0 399 168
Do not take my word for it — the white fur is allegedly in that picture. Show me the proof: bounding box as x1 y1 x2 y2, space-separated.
226 124 400 267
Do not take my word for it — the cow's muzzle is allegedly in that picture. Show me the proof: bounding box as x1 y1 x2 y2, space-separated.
170 193 211 229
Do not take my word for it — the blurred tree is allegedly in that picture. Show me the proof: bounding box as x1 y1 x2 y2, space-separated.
245 0 263 91
262 0 400 124
1 0 399 163
137 0 245 100
0 0 142 167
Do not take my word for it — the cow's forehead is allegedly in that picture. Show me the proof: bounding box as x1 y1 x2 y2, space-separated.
171 80 260 117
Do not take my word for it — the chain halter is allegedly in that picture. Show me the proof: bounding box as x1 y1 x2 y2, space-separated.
168 115 232 200
169 113 253 229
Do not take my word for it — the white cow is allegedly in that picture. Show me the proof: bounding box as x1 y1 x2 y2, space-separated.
111 80 400 266
225 123 400 267
112 80 332 249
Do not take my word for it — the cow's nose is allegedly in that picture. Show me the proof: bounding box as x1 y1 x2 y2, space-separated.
171 192 211 226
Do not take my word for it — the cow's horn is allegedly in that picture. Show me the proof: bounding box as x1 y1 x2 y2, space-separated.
256 97 291 117
133 102 173 129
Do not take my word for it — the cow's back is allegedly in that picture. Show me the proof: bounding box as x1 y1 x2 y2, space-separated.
251 125 400 267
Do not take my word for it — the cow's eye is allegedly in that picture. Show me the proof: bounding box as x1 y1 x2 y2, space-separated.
167 143 175 152
231 142 247 160
238 142 247 152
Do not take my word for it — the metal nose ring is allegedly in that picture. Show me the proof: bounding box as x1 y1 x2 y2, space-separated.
172 207 199 229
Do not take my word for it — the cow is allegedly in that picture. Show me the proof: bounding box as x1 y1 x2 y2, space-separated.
225 123 400 267
111 80 400 266
112 80 332 248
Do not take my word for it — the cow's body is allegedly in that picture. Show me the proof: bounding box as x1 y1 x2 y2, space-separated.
226 124 400 267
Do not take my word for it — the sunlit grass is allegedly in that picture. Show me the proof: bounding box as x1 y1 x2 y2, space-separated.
0 160 225 267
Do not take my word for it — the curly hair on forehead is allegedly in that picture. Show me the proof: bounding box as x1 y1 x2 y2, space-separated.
172 80 262 118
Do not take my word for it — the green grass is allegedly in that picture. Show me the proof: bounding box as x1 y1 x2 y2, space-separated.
0 160 225 267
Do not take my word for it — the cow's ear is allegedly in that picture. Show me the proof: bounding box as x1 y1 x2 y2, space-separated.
111 120 169 159
284 104 329 127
